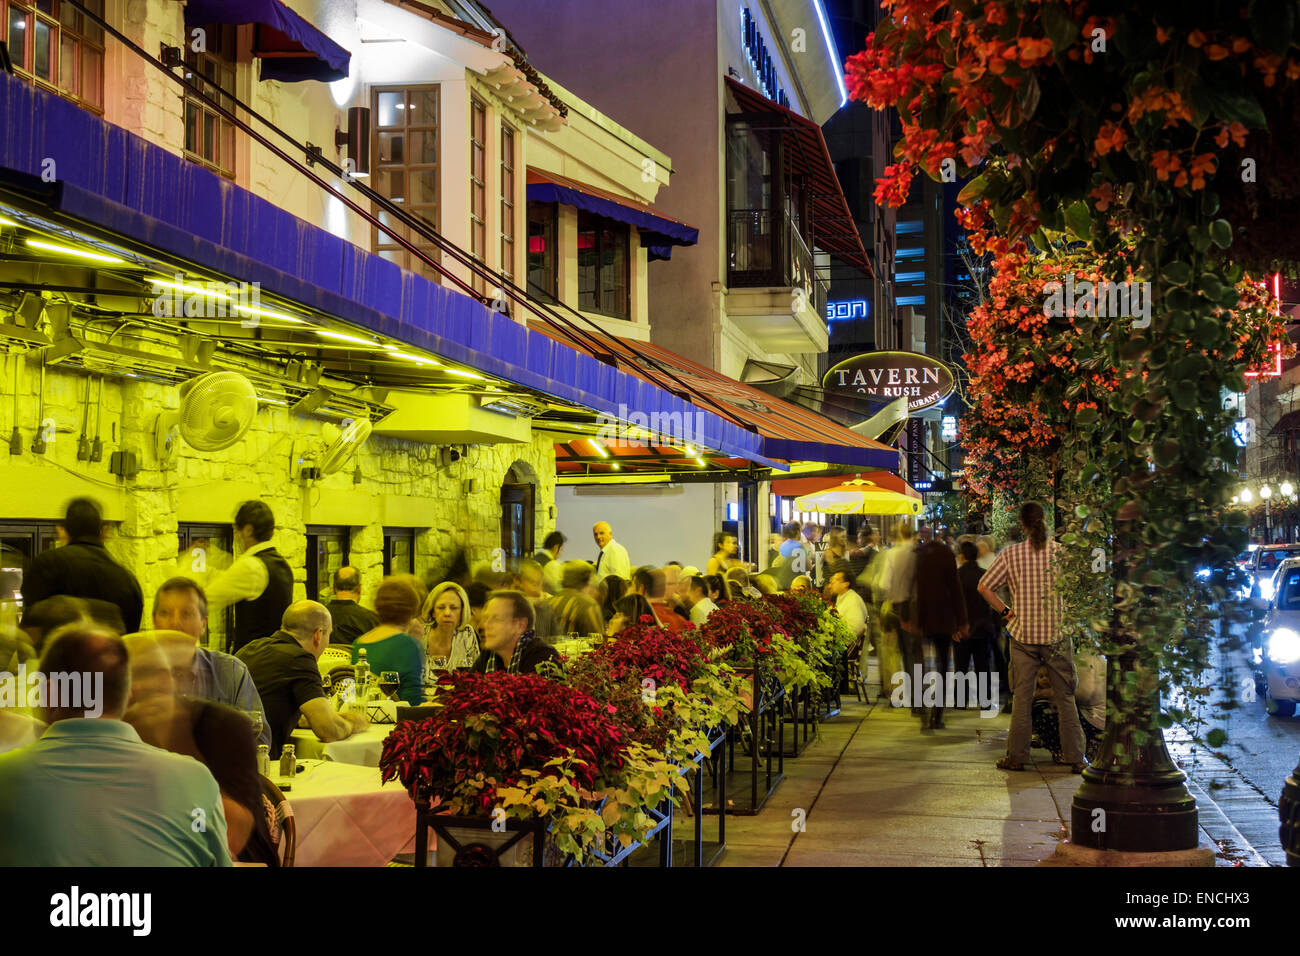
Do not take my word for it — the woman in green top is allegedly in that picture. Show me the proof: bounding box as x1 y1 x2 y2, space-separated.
352 577 425 706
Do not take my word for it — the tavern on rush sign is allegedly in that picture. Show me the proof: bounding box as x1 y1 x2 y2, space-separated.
822 351 955 411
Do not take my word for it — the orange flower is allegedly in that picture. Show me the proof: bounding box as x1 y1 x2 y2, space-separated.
1205 44 1230 61
1151 150 1185 185
1188 29 1207 48
1156 25 1170 44
1232 36 1251 54
1214 121 1248 148
1094 121 1127 156
1189 152 1217 189
1089 182 1115 211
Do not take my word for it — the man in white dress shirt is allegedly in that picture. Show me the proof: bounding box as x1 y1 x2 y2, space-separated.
592 521 631 582
828 570 868 640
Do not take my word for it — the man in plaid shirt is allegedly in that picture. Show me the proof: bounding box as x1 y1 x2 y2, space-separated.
977 502 1087 773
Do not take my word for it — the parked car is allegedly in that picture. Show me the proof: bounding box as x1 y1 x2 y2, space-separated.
1242 544 1300 602
1255 557 1300 717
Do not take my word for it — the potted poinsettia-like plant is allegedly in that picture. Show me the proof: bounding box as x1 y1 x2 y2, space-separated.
558 619 748 767
379 670 684 864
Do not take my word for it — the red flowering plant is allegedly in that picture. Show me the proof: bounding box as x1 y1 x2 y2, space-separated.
698 594 849 695
850 0 1292 742
378 670 683 861
559 621 747 765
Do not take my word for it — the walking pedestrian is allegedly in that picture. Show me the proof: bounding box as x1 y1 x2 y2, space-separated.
905 525 968 730
954 541 993 703
879 521 917 709
978 502 1087 773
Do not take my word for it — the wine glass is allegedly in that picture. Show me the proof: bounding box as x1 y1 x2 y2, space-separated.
379 671 401 701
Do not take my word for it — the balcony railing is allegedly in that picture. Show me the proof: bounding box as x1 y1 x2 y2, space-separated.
727 208 828 319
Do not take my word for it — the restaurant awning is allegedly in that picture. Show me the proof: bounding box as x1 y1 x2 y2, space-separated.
526 169 699 261
0 71 771 467
724 77 872 277
771 471 921 499
181 0 352 82
535 326 901 474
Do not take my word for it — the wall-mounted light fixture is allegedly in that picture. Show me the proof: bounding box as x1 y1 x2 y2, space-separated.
334 106 371 179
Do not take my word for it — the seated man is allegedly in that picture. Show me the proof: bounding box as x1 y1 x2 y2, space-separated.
0 624 231 865
124 633 278 865
236 601 368 758
828 570 869 640
685 575 718 625
326 566 380 646
473 591 563 676
150 577 270 748
645 569 689 632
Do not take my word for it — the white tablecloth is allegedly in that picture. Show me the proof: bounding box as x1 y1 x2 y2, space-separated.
289 725 394 768
281 761 419 866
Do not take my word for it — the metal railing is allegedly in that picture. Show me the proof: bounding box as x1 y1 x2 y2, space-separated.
726 207 827 319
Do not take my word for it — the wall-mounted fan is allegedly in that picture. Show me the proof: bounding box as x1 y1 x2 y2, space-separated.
155 371 258 466
316 417 372 476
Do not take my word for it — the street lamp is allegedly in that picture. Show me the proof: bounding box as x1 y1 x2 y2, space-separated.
1241 488 1254 503
1284 481 1295 498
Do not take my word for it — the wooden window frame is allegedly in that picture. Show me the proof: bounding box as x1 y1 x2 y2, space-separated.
182 21 240 179
2 0 105 114
371 84 442 281
577 210 630 320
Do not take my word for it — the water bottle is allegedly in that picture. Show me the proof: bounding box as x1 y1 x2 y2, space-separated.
355 648 370 702
279 744 296 787
256 744 270 777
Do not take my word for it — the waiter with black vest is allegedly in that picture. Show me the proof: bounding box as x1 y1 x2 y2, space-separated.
207 500 294 653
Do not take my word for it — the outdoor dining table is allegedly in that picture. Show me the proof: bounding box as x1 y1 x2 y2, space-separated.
289 724 395 768
276 760 421 866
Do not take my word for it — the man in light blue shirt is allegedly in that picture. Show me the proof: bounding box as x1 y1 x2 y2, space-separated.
151 577 271 748
0 625 231 867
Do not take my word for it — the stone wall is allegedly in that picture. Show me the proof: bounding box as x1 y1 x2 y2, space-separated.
0 349 555 630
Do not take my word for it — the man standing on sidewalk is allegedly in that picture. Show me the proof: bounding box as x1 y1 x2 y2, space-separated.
978 501 1087 773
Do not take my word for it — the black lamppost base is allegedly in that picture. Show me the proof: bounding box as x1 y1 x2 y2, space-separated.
1071 770 1200 852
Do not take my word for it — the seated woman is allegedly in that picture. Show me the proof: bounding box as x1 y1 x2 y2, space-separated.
706 531 740 577
605 594 656 637
790 575 813 593
421 581 480 691
703 574 727 605
601 575 630 623
352 578 425 706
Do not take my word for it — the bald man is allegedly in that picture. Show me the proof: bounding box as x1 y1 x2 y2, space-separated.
236 601 368 758
592 521 631 582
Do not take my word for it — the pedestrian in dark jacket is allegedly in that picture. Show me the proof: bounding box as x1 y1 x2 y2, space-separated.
21 498 143 633
954 541 993 699
905 526 968 730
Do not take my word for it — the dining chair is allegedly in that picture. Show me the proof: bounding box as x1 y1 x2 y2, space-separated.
318 645 352 677
259 774 296 868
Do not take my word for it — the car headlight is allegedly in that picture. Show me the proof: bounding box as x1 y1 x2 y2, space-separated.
1268 627 1300 665
1262 578 1278 601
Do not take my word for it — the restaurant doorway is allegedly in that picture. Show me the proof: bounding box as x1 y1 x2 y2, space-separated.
500 464 536 563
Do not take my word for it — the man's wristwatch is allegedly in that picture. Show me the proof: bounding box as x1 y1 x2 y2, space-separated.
998 606 1011 620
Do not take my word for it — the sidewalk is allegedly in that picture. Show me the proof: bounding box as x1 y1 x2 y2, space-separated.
716 695 1280 866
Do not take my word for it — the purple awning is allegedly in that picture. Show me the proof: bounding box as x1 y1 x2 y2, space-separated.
526 170 699 263
182 0 350 83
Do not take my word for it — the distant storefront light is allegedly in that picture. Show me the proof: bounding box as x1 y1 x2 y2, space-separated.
826 299 870 323
941 415 957 441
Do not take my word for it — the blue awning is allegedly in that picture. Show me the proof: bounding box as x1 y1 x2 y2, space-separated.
182 0 351 83
526 169 698 262
0 71 778 469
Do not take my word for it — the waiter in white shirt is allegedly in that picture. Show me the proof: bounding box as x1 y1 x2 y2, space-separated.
592 521 631 582
206 500 294 653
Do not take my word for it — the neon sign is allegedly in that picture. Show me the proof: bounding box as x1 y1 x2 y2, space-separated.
740 9 790 108
826 299 871 322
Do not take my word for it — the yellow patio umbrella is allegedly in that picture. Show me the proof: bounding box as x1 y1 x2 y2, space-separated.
793 478 922 516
